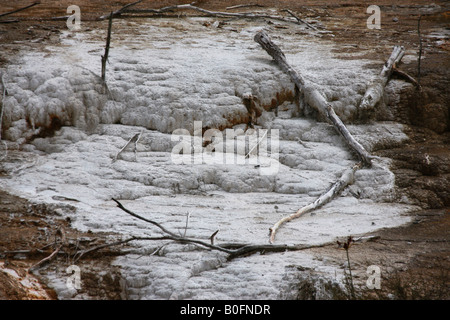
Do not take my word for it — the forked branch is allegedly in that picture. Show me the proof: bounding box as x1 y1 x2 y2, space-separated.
108 198 334 260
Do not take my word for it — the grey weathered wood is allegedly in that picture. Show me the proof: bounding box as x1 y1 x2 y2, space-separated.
112 131 142 163
269 163 361 243
99 0 143 20
110 198 335 260
358 45 405 112
282 9 318 30
254 30 372 166
0 2 40 19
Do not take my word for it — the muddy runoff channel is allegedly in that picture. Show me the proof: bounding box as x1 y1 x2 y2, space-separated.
0 18 422 299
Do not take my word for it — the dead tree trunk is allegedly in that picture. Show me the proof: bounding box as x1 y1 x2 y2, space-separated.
358 45 405 113
254 30 372 167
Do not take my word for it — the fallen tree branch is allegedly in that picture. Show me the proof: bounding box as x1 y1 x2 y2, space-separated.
254 30 372 166
245 129 267 158
392 67 421 89
99 0 143 20
0 2 40 19
269 163 361 243
120 3 307 26
209 230 219 245
73 236 169 262
109 198 336 260
0 19 19 23
225 242 332 260
112 198 233 254
358 45 406 113
282 9 318 30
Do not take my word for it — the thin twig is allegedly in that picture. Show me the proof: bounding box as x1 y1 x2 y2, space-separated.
282 9 318 30
209 230 219 245
0 19 19 24
417 15 422 85
0 2 40 19
28 228 66 273
101 12 113 82
269 163 361 243
112 131 142 163
183 211 190 238
121 3 303 26
111 198 232 253
226 4 265 10
245 129 267 158
392 67 421 89
73 236 169 262
99 0 143 20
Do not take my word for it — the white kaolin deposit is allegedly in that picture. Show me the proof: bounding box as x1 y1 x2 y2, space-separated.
0 17 417 299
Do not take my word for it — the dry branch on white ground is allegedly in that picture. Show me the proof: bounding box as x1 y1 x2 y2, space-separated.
254 30 372 167
105 198 334 261
282 9 318 30
358 45 406 113
114 3 316 28
254 30 380 242
112 131 142 163
269 163 362 243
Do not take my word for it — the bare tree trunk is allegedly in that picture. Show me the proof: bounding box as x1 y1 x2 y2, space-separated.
254 30 372 166
358 45 405 113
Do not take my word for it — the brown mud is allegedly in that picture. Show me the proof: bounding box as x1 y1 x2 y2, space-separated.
0 0 448 299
